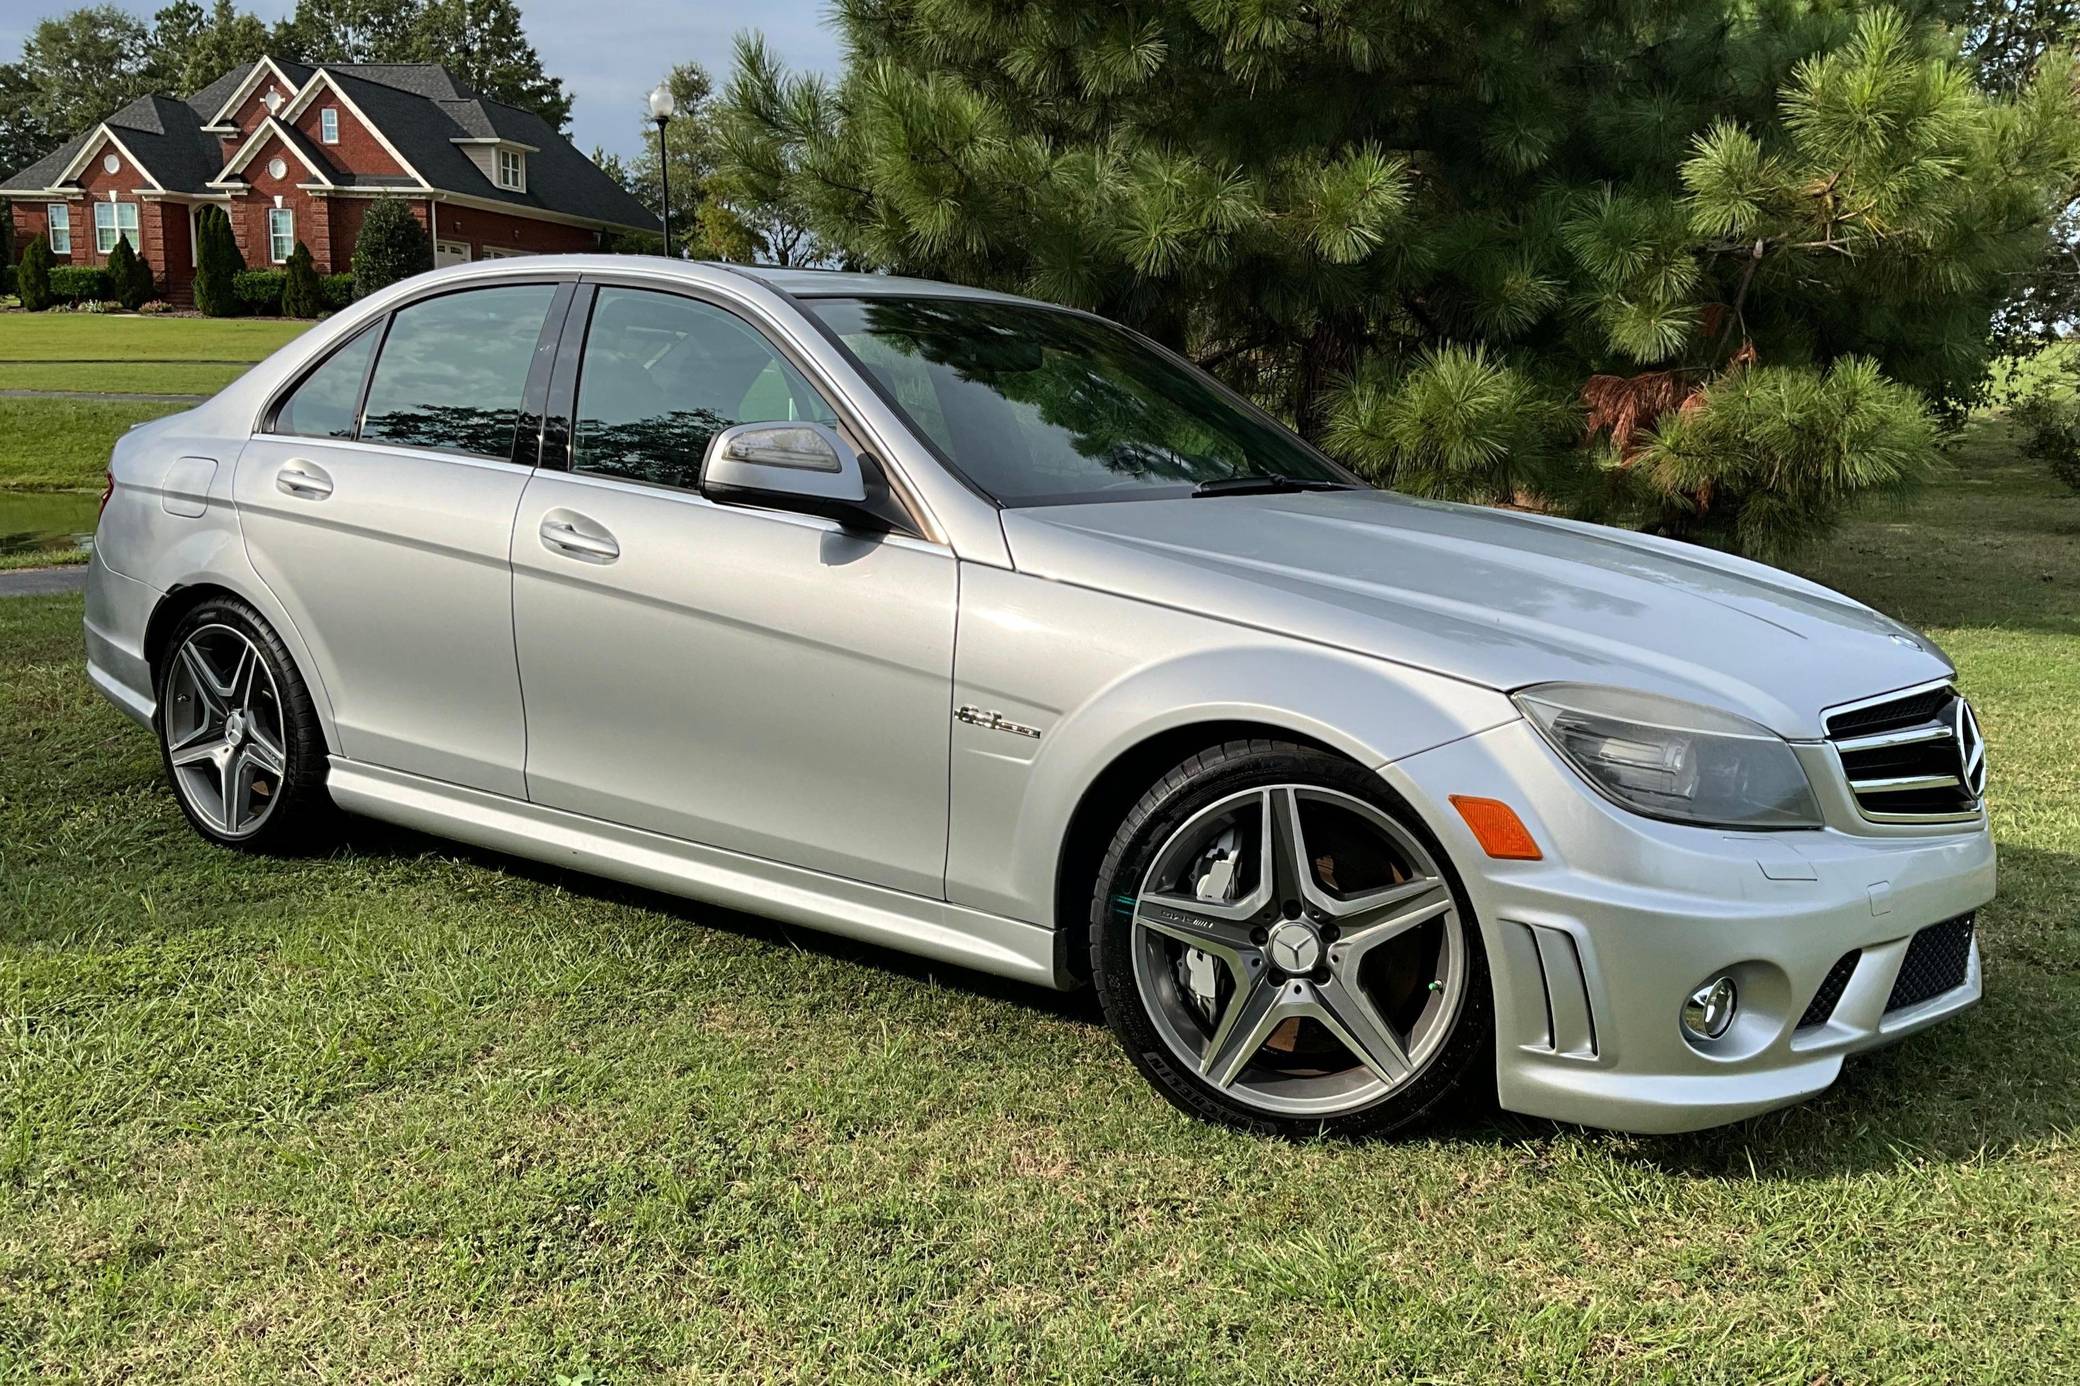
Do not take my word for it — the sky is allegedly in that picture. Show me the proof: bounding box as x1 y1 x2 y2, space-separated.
0 0 847 162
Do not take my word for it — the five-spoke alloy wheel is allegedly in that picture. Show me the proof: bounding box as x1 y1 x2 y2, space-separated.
155 595 331 851
1091 741 1490 1137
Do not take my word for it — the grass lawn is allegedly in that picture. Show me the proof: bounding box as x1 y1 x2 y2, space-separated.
1 437 2076 1380
0 314 308 569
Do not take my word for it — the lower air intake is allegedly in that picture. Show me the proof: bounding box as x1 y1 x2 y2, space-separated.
1885 914 1975 1013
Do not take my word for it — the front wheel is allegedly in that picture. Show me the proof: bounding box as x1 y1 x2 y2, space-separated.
155 595 334 852
1089 740 1491 1138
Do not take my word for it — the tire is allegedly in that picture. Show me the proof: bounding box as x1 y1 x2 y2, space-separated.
1088 739 1492 1138
154 594 335 853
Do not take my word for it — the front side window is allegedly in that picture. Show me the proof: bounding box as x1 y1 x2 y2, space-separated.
804 297 1354 506
572 287 835 490
46 204 70 254
273 325 379 439
320 107 339 144
268 207 294 263
94 202 139 253
497 148 523 190
359 284 557 459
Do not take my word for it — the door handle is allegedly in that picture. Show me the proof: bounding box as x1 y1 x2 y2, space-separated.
539 517 620 562
275 460 333 499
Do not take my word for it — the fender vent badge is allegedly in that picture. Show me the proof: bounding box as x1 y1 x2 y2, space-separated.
955 705 1042 740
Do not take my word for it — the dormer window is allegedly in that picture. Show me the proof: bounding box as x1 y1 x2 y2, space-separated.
320 108 339 144
497 148 525 191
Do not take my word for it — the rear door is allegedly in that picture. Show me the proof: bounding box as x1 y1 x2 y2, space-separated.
237 279 569 796
510 282 959 897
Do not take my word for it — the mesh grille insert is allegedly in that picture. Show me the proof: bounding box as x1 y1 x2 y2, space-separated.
1885 914 1975 1013
1798 950 1861 1029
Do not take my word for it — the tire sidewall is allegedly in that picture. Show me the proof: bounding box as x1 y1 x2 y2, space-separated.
1089 741 1492 1139
154 596 329 851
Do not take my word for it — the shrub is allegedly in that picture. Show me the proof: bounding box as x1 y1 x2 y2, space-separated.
319 273 355 310
104 236 153 310
17 238 53 310
1 263 15 296
234 268 286 312
48 264 110 304
281 241 321 317
2013 393 2080 495
193 205 245 317
351 197 432 299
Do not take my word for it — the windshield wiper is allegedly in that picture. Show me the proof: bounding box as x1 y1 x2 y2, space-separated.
1191 475 1355 498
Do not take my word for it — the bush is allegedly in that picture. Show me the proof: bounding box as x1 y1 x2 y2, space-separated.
319 273 354 310
104 236 152 310
193 205 245 317
1 263 14 296
48 265 110 304
2013 393 2080 495
351 196 432 299
17 238 53 310
234 268 285 312
281 241 321 317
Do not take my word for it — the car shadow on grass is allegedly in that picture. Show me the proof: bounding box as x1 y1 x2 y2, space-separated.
324 816 2075 1176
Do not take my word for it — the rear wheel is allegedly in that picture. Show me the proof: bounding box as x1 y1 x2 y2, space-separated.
1089 740 1490 1137
155 596 333 852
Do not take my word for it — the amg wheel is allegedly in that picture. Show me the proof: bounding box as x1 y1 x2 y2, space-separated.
155 595 333 851
1090 740 1491 1137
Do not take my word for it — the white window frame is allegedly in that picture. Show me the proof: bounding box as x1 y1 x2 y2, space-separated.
46 203 71 254
94 201 139 254
268 207 295 264
476 247 527 259
496 148 524 191
320 107 339 144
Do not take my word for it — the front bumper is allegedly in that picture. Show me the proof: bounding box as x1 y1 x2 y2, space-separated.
1384 719 1996 1134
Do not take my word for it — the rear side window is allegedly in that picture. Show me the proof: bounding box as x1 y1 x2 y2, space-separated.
571 287 834 490
274 326 377 440
360 284 557 459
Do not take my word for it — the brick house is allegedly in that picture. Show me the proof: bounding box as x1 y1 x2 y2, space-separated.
3 56 657 305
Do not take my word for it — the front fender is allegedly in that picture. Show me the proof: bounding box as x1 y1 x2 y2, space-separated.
943 565 1516 926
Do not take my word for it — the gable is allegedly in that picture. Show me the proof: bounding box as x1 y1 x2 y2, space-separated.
56 126 164 193
289 94 403 178
213 120 334 188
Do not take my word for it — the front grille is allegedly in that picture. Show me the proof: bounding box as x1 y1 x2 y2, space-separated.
1798 950 1862 1028
1885 914 1975 1013
1825 684 1985 823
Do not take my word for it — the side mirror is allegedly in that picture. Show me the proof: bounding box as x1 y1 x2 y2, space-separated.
700 421 887 530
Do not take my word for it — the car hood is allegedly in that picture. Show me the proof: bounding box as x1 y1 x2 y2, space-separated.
998 489 1951 739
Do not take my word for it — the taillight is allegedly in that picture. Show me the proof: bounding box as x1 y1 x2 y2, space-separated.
99 470 115 517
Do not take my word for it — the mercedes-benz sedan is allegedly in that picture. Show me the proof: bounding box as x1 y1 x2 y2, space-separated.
84 258 1994 1136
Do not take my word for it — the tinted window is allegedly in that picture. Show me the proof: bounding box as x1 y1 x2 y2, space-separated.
804 297 1351 505
360 285 556 459
572 287 835 490
274 326 377 440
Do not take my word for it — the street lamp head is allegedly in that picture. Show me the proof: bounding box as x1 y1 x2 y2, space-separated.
648 83 676 123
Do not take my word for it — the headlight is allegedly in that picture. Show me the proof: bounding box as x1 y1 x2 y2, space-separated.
1514 683 1821 828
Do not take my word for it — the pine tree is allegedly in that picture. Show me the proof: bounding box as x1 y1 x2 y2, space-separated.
280 238 320 316
350 195 431 298
192 203 244 317
717 3 2080 558
17 235 53 310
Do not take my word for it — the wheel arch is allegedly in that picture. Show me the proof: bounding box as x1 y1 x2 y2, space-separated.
143 577 341 756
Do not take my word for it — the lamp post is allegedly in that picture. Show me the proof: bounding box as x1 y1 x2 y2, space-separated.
647 82 676 257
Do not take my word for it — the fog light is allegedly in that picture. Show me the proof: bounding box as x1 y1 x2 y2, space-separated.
1681 976 1738 1041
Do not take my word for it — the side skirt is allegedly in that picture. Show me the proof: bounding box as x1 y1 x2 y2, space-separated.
326 758 1066 990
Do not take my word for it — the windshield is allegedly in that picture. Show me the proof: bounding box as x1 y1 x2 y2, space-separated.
801 296 1358 506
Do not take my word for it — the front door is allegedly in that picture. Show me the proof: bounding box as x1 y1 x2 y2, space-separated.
236 280 564 796
510 284 958 897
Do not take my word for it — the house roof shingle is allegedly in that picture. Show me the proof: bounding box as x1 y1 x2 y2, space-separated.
4 57 656 233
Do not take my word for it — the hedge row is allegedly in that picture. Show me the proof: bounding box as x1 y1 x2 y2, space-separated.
232 268 354 313
2 264 113 302
1 261 350 314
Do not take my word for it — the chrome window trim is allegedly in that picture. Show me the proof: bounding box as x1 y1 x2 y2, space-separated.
531 464 954 558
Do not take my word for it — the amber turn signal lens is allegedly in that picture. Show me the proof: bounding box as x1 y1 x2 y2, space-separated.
1449 795 1542 860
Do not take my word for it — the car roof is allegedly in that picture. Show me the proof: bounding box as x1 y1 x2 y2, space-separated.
712 264 1044 305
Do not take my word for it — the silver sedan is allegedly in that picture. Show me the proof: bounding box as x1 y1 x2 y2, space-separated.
84 258 1995 1136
